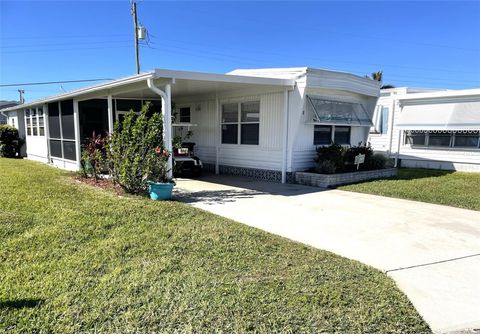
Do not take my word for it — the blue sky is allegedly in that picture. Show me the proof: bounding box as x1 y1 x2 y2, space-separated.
1 1 479 102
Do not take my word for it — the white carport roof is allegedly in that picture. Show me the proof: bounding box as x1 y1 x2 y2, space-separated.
1 69 296 112
397 88 480 131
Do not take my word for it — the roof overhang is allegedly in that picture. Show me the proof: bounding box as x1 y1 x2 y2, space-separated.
1 69 295 112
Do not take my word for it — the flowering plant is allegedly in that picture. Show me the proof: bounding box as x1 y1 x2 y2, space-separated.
144 146 172 183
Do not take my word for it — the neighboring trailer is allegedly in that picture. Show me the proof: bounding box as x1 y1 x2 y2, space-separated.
369 88 480 172
2 67 380 182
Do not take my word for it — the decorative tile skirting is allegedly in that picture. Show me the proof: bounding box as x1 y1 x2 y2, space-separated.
200 163 294 183
295 168 398 188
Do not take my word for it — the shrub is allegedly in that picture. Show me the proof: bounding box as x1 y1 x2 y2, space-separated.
314 143 345 172
0 125 23 158
80 131 107 181
364 153 388 170
107 102 168 194
315 160 337 174
343 142 374 171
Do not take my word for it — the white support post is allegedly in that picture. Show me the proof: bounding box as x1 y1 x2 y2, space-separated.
165 83 173 179
281 88 289 184
107 95 114 134
73 100 81 169
215 94 220 174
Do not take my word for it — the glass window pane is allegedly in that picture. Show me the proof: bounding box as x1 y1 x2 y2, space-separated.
179 107 191 123
222 124 238 144
241 123 259 145
39 127 45 136
454 133 479 147
334 126 351 145
48 102 61 138
49 139 62 158
314 125 332 145
381 107 389 134
222 103 238 123
26 117 31 126
63 141 77 161
32 127 38 136
429 133 451 147
27 127 32 136
61 100 75 140
405 131 426 145
241 101 260 122
31 108 37 117
25 109 31 117
38 116 44 127
32 117 37 127
38 108 43 116
115 99 142 112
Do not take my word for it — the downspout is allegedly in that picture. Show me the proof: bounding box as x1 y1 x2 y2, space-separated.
387 96 396 156
147 77 173 179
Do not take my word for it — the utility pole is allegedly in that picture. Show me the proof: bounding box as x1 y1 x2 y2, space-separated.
131 0 140 74
18 89 25 104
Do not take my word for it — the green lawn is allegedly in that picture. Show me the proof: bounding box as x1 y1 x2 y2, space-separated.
0 158 430 333
339 168 480 211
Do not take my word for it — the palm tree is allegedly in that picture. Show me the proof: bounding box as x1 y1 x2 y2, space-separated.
368 70 395 89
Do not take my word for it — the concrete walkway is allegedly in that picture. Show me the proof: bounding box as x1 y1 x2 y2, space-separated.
173 175 480 334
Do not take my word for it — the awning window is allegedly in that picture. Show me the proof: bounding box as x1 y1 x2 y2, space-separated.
305 96 372 127
397 101 480 130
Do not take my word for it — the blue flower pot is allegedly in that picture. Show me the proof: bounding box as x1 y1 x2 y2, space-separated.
147 181 175 200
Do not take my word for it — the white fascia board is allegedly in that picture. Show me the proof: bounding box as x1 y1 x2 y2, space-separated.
399 88 480 105
2 72 155 113
154 68 296 87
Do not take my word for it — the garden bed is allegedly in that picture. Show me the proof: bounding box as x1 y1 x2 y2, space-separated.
295 168 398 188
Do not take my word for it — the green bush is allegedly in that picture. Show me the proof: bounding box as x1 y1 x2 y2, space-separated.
0 125 23 158
107 102 168 194
364 153 388 170
314 143 345 172
343 142 374 171
315 160 337 174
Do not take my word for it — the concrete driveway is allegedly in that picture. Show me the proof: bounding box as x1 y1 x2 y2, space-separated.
174 175 480 334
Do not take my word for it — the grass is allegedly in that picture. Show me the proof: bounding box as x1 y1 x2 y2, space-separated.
338 168 480 211
0 158 430 333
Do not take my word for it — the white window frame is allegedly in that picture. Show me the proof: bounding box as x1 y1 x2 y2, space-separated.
221 100 260 146
25 106 45 137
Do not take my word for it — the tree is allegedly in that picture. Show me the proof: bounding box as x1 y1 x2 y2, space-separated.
368 70 395 89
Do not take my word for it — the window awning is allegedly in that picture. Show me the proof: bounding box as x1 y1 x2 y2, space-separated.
397 101 480 130
305 96 372 127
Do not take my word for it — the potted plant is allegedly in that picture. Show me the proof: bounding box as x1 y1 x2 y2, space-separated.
145 147 175 200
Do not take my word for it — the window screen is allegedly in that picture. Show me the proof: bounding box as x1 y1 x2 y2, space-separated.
428 133 451 147
63 141 77 161
179 107 191 123
334 126 351 145
49 139 62 158
116 99 142 112
405 131 426 146
79 99 108 141
314 125 332 145
222 103 238 123
222 124 238 144
61 100 75 140
48 102 61 138
241 124 259 145
454 132 479 148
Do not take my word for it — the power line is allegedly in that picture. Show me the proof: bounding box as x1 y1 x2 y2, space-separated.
0 78 113 87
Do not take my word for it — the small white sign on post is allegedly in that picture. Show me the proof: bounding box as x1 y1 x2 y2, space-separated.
354 154 365 170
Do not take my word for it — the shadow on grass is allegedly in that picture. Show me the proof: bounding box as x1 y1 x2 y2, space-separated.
0 299 43 309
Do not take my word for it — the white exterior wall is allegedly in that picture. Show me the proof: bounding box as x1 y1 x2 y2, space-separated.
369 88 480 172
176 90 286 171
